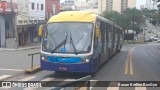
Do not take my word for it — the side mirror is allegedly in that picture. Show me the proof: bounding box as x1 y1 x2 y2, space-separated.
38 25 45 36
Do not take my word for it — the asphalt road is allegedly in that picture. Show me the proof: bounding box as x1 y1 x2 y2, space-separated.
91 43 160 90
92 43 160 81
0 43 160 90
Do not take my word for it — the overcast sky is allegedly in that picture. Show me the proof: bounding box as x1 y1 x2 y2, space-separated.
60 0 147 9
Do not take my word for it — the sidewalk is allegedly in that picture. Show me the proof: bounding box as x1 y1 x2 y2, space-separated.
0 44 41 51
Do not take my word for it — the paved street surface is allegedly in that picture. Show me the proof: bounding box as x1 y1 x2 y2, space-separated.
0 48 40 76
0 43 160 90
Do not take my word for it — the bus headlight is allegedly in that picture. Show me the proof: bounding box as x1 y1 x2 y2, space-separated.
81 55 92 63
85 59 90 63
42 57 45 60
81 58 90 63
41 55 47 61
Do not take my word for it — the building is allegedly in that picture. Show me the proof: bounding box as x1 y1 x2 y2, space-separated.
45 0 60 20
140 0 158 10
0 0 60 48
153 0 158 10
12 0 45 47
0 0 18 48
146 0 151 5
98 0 136 14
64 0 76 10
75 0 97 10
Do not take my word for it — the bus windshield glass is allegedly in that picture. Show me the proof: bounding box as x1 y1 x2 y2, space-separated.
42 22 93 54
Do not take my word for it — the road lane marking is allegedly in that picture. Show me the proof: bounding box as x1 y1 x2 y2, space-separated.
41 77 55 81
125 47 137 75
18 76 35 81
0 75 12 80
130 49 134 75
107 87 119 90
90 80 98 90
125 49 132 75
64 79 76 81
0 68 23 72
135 87 147 90
125 51 130 74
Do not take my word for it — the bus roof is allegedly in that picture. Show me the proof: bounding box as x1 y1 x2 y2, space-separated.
48 11 96 23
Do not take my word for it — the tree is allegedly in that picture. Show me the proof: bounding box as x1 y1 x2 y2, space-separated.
102 8 143 33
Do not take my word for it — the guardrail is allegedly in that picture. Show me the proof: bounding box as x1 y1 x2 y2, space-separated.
28 52 40 70
47 75 91 90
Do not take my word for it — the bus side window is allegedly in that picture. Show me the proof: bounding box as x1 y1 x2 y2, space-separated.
100 21 106 53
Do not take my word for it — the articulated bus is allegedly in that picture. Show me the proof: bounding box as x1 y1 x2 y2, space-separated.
40 11 123 73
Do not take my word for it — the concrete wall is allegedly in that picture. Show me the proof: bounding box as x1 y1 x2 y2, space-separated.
0 15 6 47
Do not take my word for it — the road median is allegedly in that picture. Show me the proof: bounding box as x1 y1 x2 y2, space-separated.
25 66 41 74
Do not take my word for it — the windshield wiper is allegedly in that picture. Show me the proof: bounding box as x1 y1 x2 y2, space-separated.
51 33 68 53
70 32 78 55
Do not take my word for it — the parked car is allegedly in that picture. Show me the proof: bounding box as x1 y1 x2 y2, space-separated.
148 38 153 42
153 34 158 37
153 37 158 41
150 36 154 40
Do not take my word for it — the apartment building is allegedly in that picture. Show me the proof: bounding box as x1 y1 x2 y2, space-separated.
98 0 136 14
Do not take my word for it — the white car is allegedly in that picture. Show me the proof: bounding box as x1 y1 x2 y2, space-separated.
153 34 158 37
153 37 158 41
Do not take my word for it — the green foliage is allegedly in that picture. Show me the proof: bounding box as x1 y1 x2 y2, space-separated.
102 8 143 33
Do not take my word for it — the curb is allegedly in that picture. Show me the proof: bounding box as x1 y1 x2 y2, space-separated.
25 66 41 74
0 46 41 51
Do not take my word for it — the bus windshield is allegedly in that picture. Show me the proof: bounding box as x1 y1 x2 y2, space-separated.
42 22 93 54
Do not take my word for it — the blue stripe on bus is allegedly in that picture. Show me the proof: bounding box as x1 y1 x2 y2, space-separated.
47 56 81 63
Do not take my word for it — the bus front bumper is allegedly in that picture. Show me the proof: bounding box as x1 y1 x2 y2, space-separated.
40 60 94 73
